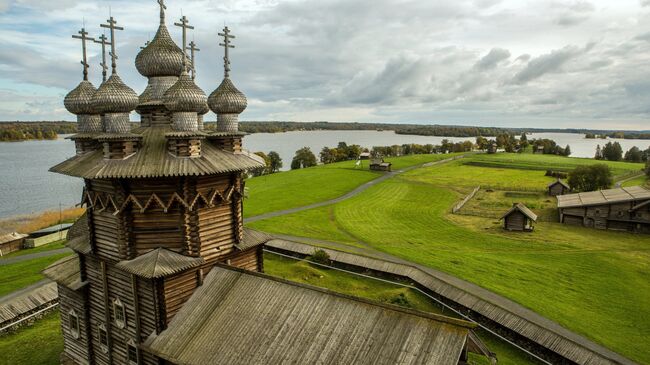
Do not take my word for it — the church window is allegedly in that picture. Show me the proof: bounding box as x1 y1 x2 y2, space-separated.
113 298 126 329
68 309 80 339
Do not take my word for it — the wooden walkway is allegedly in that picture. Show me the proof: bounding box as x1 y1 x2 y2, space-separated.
0 279 58 330
266 238 637 365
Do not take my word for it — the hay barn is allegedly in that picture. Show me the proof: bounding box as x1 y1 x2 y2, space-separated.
548 179 570 196
557 186 650 232
0 232 28 256
501 203 537 232
370 158 392 172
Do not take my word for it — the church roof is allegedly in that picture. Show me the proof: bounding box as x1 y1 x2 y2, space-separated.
208 78 247 115
163 71 207 113
43 255 85 291
135 15 186 78
49 126 265 179
64 80 99 115
115 248 204 279
66 213 92 254
236 228 274 251
143 265 474 365
93 74 139 114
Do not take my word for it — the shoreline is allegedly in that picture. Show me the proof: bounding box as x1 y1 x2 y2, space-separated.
0 207 84 235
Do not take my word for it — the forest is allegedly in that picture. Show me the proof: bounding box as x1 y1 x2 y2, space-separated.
0 122 76 141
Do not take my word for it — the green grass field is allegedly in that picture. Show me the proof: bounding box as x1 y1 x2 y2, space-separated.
621 174 648 188
244 153 462 217
0 311 63 365
0 253 70 297
468 153 644 178
249 154 650 364
460 190 558 221
0 240 66 259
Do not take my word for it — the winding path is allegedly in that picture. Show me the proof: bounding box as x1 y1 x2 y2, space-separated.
245 155 464 223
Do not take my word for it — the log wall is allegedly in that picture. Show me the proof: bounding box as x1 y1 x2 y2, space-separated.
58 285 92 365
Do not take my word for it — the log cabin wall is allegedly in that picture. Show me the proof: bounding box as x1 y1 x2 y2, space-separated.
138 106 172 128
87 180 122 262
223 247 262 272
163 270 200 323
58 285 92 365
128 179 186 256
505 211 525 231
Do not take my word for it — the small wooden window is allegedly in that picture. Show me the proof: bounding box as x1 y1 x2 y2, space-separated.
127 339 139 365
98 323 109 353
113 298 126 329
68 309 80 339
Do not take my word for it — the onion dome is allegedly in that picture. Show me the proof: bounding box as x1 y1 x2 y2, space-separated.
163 71 207 112
93 74 139 114
198 101 210 115
64 80 98 115
208 78 247 115
135 24 186 78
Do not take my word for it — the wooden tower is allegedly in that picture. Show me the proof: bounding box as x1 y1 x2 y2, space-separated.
47 3 268 364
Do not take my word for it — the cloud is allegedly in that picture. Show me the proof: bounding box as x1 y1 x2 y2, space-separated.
475 48 510 70
553 1 595 27
512 46 584 84
642 0 650 7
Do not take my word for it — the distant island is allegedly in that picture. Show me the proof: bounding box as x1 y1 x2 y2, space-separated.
2 120 650 141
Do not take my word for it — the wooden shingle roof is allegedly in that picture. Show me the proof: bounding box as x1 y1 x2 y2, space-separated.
115 248 204 279
50 126 265 179
548 179 570 189
235 228 274 251
65 213 91 254
500 203 538 222
42 255 85 291
143 265 474 365
0 232 27 245
557 186 650 208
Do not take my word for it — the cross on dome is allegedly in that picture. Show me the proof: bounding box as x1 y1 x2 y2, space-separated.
100 17 124 74
93 34 110 82
186 41 201 80
174 15 194 71
218 26 235 78
72 28 95 81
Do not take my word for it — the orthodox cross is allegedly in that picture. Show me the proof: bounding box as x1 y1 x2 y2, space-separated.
93 34 110 82
100 16 124 74
218 26 235 78
72 28 95 81
186 40 200 80
174 16 194 71
158 0 167 23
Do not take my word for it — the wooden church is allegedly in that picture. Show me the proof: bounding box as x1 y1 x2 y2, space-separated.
44 2 480 364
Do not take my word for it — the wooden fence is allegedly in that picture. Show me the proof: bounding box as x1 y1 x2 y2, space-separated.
452 186 480 214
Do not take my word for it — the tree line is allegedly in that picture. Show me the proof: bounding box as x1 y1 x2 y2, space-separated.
595 142 650 163
0 122 76 141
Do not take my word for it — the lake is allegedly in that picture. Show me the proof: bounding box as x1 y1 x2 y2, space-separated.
0 130 648 219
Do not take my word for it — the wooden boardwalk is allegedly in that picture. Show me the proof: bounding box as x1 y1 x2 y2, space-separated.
266 238 637 365
0 279 58 330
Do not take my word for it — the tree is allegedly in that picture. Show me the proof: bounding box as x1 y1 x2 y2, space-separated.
564 145 571 157
568 164 613 192
475 136 489 150
267 151 282 173
520 133 527 142
624 146 643 163
602 142 623 161
291 147 317 170
595 145 603 160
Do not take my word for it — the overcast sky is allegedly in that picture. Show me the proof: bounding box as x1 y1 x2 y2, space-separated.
1 0 650 129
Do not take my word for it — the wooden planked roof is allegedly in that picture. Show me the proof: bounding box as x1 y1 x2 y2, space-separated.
115 248 204 279
500 203 538 222
65 213 91 254
0 232 28 245
235 228 274 251
557 186 650 208
143 265 474 365
548 179 570 189
42 255 85 291
50 126 265 179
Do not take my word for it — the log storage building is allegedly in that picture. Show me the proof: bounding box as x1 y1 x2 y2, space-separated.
557 186 650 232
501 203 537 232
44 2 480 364
548 179 570 196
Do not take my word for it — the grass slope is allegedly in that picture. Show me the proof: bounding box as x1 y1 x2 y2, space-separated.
244 153 462 217
0 240 66 259
249 155 650 363
0 311 63 365
0 253 70 297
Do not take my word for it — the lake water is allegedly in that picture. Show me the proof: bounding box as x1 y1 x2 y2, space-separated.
0 130 648 219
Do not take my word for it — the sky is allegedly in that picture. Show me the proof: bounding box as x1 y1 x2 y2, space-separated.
1 0 650 130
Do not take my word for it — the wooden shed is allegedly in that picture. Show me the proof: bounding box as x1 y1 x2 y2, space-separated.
359 152 371 160
548 179 570 196
501 203 537 232
370 158 392 172
0 232 28 256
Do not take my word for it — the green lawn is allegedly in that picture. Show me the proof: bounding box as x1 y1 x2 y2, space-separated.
244 153 463 217
0 240 66 259
0 253 70 297
460 190 558 221
0 311 63 365
468 153 643 178
621 174 648 188
249 156 650 364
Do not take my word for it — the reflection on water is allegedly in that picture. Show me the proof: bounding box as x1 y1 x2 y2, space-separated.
0 131 648 218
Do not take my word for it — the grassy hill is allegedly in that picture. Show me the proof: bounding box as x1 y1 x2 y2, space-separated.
248 153 650 364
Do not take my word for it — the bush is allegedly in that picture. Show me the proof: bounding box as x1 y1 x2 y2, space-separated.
568 164 613 192
389 293 412 308
310 249 331 265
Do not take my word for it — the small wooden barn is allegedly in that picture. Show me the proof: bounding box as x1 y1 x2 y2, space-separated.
501 203 537 232
370 158 392 172
548 179 570 196
0 232 28 256
557 186 650 233
358 152 371 160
